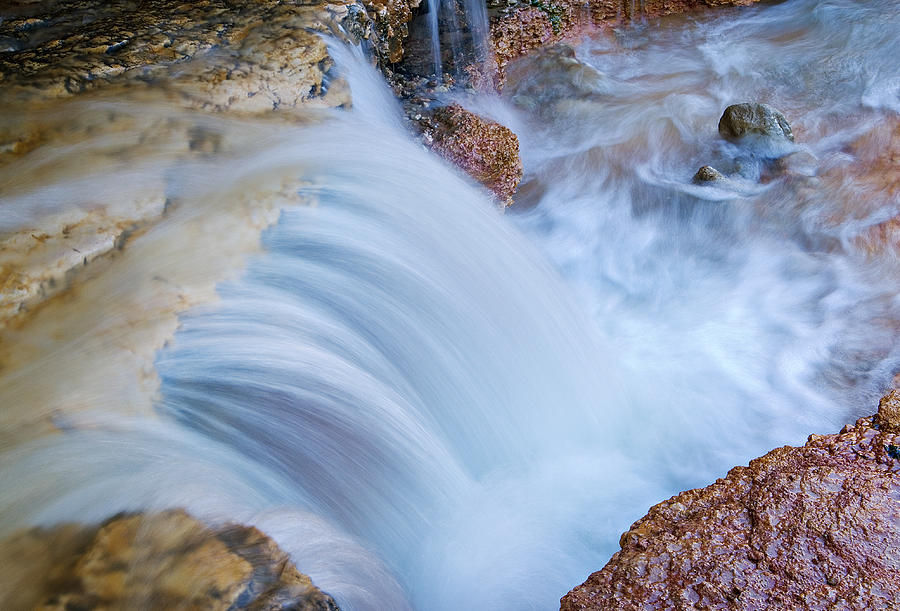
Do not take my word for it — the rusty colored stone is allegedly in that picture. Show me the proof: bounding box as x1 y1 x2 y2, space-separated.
562 405 900 610
877 377 900 433
0 510 339 611
416 103 523 205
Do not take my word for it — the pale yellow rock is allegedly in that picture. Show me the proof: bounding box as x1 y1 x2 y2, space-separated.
0 510 339 610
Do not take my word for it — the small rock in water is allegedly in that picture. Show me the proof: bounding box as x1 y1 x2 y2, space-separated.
692 165 727 184
718 103 795 157
719 103 794 142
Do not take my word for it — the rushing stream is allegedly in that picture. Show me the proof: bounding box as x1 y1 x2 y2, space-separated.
1 0 899 609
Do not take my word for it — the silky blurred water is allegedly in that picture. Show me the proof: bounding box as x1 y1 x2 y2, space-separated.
1 0 898 609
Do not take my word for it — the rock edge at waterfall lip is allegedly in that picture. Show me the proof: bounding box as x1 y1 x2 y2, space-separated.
0 509 340 610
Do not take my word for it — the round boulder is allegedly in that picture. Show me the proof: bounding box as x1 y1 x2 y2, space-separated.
718 103 794 157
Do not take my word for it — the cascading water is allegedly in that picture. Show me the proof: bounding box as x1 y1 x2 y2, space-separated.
415 0 492 79
1 0 899 609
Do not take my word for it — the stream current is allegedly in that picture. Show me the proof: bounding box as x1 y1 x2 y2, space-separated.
1 0 899 609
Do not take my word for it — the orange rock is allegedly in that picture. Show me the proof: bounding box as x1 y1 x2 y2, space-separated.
563 393 900 610
416 104 523 205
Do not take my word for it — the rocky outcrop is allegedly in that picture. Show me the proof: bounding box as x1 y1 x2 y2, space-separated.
0 0 370 112
415 103 523 205
0 509 338 610
562 394 900 609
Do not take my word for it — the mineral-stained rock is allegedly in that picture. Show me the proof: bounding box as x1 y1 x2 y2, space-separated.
718 102 795 149
0 509 339 611
416 103 523 205
562 394 900 610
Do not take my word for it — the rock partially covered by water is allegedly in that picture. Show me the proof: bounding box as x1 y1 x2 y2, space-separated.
505 44 606 117
0 509 338 610
562 394 900 609
718 103 795 155
692 165 727 184
416 104 523 205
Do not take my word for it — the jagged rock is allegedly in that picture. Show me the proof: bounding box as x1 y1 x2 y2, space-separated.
718 102 794 151
692 165 727 184
562 392 900 610
0 509 338 611
416 103 523 205
365 0 424 63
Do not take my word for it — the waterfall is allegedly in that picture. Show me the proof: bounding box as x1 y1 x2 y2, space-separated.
1 0 899 609
416 0 492 79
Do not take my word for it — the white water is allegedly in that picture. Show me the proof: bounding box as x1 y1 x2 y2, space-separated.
1 0 899 609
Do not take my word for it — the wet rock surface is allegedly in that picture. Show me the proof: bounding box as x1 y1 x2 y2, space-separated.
415 103 523 205
692 165 727 184
718 103 794 143
504 43 605 118
0 509 338 610
562 394 900 610
0 0 368 112
718 102 795 157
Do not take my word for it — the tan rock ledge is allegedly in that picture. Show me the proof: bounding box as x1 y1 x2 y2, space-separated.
0 509 339 610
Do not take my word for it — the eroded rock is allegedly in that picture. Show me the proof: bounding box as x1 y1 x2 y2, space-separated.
562 393 900 610
0 509 338 610
0 0 371 112
416 103 523 205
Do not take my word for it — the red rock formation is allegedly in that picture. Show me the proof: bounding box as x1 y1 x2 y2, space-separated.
562 394 900 610
416 103 523 205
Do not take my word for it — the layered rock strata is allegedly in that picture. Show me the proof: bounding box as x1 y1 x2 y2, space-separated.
0 509 338 610
562 394 900 609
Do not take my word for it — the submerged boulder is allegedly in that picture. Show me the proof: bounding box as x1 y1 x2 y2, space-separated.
505 44 606 117
562 391 900 610
416 104 523 205
0 509 339 610
718 102 795 155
